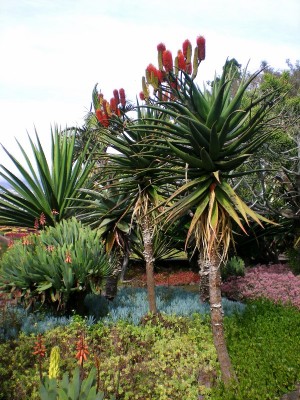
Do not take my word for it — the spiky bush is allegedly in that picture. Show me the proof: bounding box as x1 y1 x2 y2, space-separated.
0 218 114 312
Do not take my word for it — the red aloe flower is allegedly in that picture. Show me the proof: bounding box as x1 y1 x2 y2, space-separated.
75 334 89 366
146 64 163 83
196 36 206 61
177 50 186 71
182 39 192 59
34 218 39 230
157 42 166 52
119 88 126 107
39 212 46 226
110 97 117 113
162 50 173 73
33 334 46 357
139 91 145 101
113 89 120 105
65 251 72 263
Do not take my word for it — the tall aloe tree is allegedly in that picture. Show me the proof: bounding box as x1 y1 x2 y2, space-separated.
135 38 280 384
89 86 177 313
0 127 95 227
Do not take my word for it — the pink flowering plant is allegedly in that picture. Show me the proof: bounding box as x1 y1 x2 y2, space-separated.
221 264 300 309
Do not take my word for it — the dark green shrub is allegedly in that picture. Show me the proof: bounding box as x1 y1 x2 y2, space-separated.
221 255 245 281
0 218 114 312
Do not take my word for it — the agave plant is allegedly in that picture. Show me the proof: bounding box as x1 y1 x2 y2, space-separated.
0 127 95 228
134 38 281 384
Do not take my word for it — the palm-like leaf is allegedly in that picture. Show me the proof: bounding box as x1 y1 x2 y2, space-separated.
0 127 95 227
137 63 280 256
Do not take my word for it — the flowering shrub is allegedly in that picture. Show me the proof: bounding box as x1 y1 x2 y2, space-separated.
221 264 300 309
140 270 200 286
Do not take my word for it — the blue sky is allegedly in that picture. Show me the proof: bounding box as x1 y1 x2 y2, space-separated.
0 0 299 173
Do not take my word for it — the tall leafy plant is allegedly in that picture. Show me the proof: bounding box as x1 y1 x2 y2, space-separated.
135 37 280 384
0 127 95 227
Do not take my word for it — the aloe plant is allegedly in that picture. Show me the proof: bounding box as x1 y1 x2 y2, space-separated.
0 218 113 311
39 367 115 400
134 39 280 384
0 127 95 227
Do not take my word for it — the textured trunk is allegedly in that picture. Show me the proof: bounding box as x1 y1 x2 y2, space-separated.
141 214 157 314
120 252 130 282
105 255 122 300
199 249 237 385
198 253 210 302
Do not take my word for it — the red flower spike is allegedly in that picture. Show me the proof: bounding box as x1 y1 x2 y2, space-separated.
162 50 173 73
177 50 186 71
119 88 126 107
196 36 206 61
39 212 46 226
113 89 120 105
110 98 117 113
182 39 192 59
34 218 39 230
157 42 166 52
75 335 89 366
139 91 145 101
33 334 46 358
96 109 103 122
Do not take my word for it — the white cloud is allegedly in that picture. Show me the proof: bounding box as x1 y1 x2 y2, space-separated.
0 0 299 174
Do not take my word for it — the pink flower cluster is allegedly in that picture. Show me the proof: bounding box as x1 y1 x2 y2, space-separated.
141 270 200 286
221 264 300 309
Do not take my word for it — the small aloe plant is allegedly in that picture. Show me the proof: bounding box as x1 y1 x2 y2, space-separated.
39 367 115 400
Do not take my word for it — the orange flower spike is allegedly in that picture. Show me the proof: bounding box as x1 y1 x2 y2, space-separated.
110 98 117 113
162 50 173 73
157 42 166 70
177 50 186 71
98 93 104 106
95 109 103 122
196 36 206 62
33 334 46 357
75 335 89 366
119 88 126 107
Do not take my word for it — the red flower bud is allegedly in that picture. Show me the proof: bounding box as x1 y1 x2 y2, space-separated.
110 97 117 113
162 50 173 73
113 89 120 105
196 36 206 61
182 39 192 59
139 91 145 101
119 88 126 107
157 42 166 52
177 50 186 71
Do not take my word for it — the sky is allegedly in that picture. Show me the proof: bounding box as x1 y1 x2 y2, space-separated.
0 0 299 175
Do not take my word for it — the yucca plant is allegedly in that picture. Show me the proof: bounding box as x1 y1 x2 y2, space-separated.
134 38 281 384
0 127 95 228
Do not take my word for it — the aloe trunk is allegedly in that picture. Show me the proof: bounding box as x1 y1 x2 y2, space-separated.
204 247 236 384
141 214 157 314
198 253 210 302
